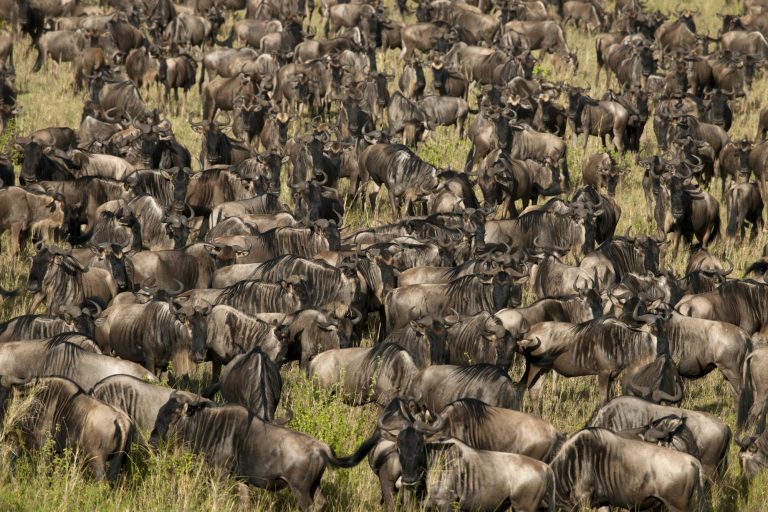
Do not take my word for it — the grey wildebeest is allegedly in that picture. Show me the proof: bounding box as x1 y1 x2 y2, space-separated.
0 376 133 483
589 396 732 477
92 374 212 434
550 428 708 510
384 272 520 332
0 187 65 255
308 343 418 406
149 397 381 511
372 409 555 512
517 317 681 414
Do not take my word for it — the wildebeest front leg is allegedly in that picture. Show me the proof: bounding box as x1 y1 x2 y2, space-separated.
26 292 44 315
88 455 107 482
598 372 612 404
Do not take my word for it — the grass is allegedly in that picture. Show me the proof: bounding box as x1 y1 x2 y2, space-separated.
0 0 768 509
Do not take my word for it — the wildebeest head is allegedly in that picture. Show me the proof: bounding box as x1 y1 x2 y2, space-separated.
378 406 445 489
739 432 768 480
624 353 684 405
93 240 133 292
172 298 212 364
150 394 214 446
27 242 55 294
409 316 448 365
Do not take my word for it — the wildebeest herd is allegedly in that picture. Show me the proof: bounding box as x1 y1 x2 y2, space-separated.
4 0 768 509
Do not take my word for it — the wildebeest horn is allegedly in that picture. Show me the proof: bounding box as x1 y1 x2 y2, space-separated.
652 382 684 404
349 306 362 325
84 298 103 318
166 279 184 296
632 301 658 324
414 412 445 434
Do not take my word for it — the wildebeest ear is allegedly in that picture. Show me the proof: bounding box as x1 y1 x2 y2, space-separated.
0 375 26 388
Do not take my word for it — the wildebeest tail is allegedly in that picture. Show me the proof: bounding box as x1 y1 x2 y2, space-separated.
198 61 206 94
738 352 755 431
322 430 381 468
708 211 721 244
595 37 604 68
464 144 475 173
694 460 709 512
32 40 43 72
107 416 134 484
545 466 556 512
726 204 740 237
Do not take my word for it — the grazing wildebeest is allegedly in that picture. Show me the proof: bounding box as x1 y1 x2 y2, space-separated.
0 376 133 483
149 397 381 511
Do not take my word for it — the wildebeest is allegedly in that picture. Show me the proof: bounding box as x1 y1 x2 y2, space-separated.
95 299 201 378
203 347 282 421
0 187 65 255
384 272 520 332
309 343 418 406
517 317 680 413
358 143 439 217
550 428 708 510
92 374 211 434
589 396 732 477
726 182 764 239
149 397 381 511
0 376 133 483
437 398 563 460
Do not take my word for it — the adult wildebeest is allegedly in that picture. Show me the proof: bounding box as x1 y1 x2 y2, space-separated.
517 317 681 414
384 272 520 332
550 428 708 510
726 182 764 239
589 396 732 477
0 187 65 255
566 87 630 152
92 374 211 434
358 143 439 217
0 376 133 483
309 343 418 406
149 397 381 511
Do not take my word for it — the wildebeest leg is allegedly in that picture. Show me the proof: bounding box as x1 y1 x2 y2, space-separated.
88 455 107 482
389 189 400 219
523 364 547 416
379 472 397 512
9 225 21 256
753 216 764 239
598 372 612 404
26 292 44 315
291 471 323 512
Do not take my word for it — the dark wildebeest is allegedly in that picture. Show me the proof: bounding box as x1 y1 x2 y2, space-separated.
149 397 381 511
550 428 708 510
0 376 133 483
655 171 720 257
